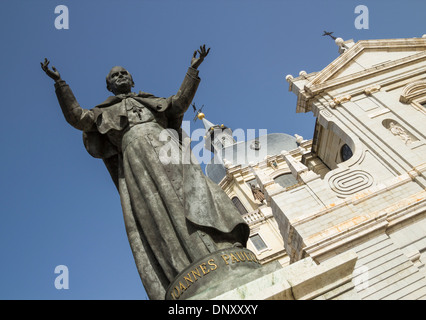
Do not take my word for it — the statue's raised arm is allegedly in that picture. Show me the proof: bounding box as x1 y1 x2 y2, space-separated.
41 58 95 132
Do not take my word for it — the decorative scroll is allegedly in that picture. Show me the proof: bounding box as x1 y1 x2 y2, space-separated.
328 169 374 197
364 84 381 95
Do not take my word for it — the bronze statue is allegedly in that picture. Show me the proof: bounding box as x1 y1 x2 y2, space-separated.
41 46 249 300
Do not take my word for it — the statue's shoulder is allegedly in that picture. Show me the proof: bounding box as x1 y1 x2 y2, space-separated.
137 91 156 98
94 96 121 109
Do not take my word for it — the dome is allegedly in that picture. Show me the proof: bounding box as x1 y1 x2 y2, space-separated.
205 133 298 184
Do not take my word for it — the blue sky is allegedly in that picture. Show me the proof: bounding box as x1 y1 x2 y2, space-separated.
0 0 424 300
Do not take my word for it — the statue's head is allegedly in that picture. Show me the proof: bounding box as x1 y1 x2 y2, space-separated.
106 66 135 95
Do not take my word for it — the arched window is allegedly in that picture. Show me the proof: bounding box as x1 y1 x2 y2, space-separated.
231 197 247 215
340 144 353 162
399 80 426 113
400 80 426 104
274 173 298 189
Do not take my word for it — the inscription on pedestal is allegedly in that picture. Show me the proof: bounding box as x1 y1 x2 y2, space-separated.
167 248 261 300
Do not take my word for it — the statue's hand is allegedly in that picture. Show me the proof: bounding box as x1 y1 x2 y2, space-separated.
191 45 210 70
40 58 61 82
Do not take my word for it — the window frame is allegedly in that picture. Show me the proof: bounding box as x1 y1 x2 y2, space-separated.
249 233 269 254
399 80 426 115
231 196 248 215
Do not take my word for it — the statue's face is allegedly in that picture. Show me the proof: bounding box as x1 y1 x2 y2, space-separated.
107 66 134 95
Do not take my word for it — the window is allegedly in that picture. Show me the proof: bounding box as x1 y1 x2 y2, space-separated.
250 234 267 252
399 80 426 114
340 144 353 162
274 173 298 189
231 197 247 215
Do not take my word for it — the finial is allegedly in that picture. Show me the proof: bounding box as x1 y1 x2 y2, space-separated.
322 31 351 55
294 134 304 144
192 103 205 122
223 159 232 168
335 37 344 46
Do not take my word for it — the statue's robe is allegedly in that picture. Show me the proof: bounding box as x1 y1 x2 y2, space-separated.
54 67 249 300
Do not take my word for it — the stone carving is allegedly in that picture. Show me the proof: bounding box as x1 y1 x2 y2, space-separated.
364 84 381 95
328 169 374 197
250 184 266 204
333 94 352 106
294 134 304 144
320 106 334 117
382 119 417 145
389 121 413 145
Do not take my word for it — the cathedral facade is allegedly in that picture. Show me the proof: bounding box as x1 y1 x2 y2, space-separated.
204 35 426 300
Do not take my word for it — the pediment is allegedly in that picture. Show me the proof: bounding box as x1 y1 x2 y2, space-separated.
332 48 421 78
306 38 426 94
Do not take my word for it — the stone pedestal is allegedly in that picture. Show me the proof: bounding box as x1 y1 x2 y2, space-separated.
192 251 359 300
165 247 281 300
